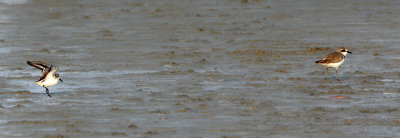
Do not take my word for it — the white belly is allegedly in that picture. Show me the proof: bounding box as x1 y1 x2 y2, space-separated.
320 59 345 69
35 78 59 87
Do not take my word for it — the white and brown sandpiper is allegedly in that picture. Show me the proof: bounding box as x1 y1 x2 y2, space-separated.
315 47 352 80
27 61 63 97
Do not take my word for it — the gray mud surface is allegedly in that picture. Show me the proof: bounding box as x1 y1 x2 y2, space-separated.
0 0 399 137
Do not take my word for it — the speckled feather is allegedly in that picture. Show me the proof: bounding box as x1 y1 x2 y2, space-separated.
315 52 345 64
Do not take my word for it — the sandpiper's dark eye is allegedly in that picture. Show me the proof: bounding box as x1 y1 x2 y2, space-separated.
341 49 346 52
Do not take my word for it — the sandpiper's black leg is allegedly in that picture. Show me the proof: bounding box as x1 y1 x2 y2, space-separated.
336 69 340 81
44 87 52 97
324 68 328 80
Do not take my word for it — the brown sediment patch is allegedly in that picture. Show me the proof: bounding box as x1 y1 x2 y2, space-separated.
240 59 251 63
153 127 177 133
245 83 262 88
150 110 168 114
215 129 242 133
174 101 183 106
128 123 138 129
185 39 212 44
184 96 211 103
175 94 189 98
136 84 154 87
7 67 24 70
275 68 289 73
364 75 384 80
14 100 34 104
219 13 230 18
194 58 209 64
306 47 333 54
360 79 384 85
47 12 63 20
186 69 195 73
164 51 177 59
339 117 400 126
56 49 76 54
269 77 280 81
111 132 127 136
353 71 365 75
212 48 224 52
11 90 31 95
309 71 324 75
221 135 242 138
196 104 209 110
12 104 25 108
317 85 331 89
359 108 398 114
287 77 303 81
309 90 356 96
308 107 350 113
271 13 292 21
7 120 67 125
344 119 353 125
394 120 400 125
176 107 192 113
143 131 158 135
162 61 178 66
126 97 143 103
197 27 204 32
227 49 265 57
98 30 113 37
44 134 64 138
77 131 127 136
311 107 328 112
131 3 143 6
95 38 123 41
109 107 135 112
8 76 33 80
39 48 50 53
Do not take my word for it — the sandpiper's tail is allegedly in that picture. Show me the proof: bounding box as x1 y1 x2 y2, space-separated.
315 60 326 64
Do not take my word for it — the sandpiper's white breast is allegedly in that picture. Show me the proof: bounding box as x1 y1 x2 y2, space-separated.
35 76 59 87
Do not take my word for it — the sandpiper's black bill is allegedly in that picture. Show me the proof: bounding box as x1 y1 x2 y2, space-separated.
348 51 352 54
59 79 63 82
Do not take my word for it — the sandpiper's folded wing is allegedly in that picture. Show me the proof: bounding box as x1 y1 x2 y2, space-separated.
38 70 50 82
315 52 344 64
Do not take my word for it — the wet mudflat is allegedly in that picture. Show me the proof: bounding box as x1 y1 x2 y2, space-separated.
0 0 399 137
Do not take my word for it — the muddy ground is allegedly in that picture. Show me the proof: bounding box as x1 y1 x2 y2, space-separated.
0 0 399 137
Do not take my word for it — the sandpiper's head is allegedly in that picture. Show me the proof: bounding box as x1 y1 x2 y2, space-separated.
55 73 63 82
336 47 352 56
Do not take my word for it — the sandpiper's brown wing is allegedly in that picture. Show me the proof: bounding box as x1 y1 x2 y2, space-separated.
315 52 344 64
38 68 51 82
27 61 49 71
27 61 50 81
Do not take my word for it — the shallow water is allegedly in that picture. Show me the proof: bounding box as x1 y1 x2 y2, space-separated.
0 0 399 137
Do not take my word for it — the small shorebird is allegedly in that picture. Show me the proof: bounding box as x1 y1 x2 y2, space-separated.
315 47 352 80
27 61 63 97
